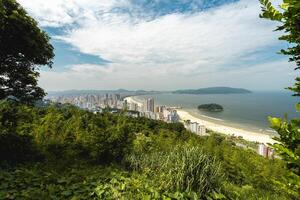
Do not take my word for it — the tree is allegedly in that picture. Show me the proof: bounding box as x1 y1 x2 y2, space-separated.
260 0 300 96
0 0 54 104
260 0 300 194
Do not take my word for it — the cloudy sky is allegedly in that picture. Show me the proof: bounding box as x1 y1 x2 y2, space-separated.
18 0 296 91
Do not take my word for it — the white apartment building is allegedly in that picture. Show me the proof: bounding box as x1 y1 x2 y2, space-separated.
185 120 207 136
257 144 274 158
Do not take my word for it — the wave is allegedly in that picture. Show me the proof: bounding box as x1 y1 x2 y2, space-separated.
199 114 224 122
187 111 225 122
265 129 277 133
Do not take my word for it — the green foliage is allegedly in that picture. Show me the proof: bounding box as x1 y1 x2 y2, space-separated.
269 116 300 194
269 117 300 171
195 134 296 199
0 100 36 134
0 134 41 166
0 164 118 199
94 170 199 200
0 101 296 199
0 0 54 103
260 0 300 195
260 0 300 95
0 163 206 200
128 141 222 198
0 100 188 165
259 0 283 21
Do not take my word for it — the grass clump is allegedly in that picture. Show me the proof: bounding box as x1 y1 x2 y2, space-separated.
127 133 222 198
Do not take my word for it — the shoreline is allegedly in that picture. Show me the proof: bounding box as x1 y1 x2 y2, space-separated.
176 109 276 144
125 96 276 144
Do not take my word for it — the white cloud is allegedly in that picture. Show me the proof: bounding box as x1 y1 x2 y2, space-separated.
70 64 114 74
19 0 292 90
18 0 122 27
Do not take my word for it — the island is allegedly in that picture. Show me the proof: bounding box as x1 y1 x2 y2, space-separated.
173 87 251 95
198 103 224 112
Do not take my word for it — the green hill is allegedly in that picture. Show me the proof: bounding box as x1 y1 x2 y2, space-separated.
0 100 295 199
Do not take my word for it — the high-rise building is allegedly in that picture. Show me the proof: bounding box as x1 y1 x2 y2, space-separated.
168 110 179 122
146 98 154 112
163 109 170 121
155 106 165 113
155 106 160 113
115 94 121 100
123 99 128 109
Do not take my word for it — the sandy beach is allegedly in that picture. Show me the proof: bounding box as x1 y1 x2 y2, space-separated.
125 96 276 144
176 109 276 144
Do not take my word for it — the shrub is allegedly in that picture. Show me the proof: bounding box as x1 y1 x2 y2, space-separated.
0 133 41 166
128 141 223 198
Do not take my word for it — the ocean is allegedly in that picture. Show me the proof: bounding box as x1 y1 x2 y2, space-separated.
135 91 300 134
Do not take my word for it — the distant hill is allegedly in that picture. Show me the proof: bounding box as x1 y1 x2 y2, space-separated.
46 89 164 97
47 89 130 97
47 87 251 97
173 87 251 95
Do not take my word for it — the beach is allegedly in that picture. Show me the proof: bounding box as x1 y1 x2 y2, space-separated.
125 96 276 144
176 109 276 144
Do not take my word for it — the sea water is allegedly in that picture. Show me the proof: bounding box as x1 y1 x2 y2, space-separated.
135 91 299 134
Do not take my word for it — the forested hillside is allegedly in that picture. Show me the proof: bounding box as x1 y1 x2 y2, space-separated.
0 100 297 199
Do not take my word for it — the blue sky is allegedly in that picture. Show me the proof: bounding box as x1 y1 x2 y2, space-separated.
18 0 296 91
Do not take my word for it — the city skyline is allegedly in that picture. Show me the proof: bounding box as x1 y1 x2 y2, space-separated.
49 93 183 125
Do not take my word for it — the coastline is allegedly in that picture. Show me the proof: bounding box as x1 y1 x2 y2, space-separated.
125 96 276 144
176 109 276 144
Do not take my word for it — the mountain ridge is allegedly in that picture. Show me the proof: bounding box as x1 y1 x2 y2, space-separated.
173 87 252 94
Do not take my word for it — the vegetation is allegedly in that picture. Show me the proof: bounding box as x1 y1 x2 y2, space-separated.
260 0 300 96
173 87 251 95
0 100 297 199
198 104 223 112
0 0 54 104
260 0 300 194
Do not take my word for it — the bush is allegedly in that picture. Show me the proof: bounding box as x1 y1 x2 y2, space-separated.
0 133 41 166
0 164 110 199
128 141 223 198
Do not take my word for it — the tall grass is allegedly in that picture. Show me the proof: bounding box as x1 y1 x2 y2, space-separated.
128 143 223 198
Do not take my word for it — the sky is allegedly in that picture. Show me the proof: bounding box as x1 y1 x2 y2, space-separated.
18 0 297 91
